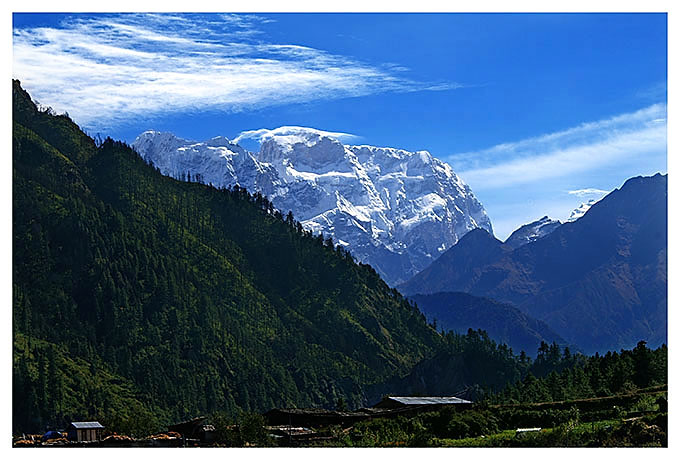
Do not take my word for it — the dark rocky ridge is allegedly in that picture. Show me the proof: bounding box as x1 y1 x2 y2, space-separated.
399 174 667 354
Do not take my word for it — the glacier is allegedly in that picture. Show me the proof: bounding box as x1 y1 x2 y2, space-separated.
132 127 492 286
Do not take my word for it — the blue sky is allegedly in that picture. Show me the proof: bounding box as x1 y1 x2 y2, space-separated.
12 12 667 239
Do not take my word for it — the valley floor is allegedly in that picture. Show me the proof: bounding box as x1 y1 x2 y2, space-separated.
305 386 667 448
13 386 667 448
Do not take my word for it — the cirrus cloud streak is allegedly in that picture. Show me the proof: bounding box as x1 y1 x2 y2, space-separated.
448 104 667 191
13 13 460 131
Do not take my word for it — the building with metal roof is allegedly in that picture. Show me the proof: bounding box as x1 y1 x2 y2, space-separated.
67 421 104 442
373 396 472 409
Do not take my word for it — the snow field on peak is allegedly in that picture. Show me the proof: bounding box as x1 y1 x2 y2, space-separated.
132 128 492 285
568 199 599 222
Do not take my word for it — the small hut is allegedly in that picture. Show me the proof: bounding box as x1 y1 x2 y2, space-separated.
67 421 104 442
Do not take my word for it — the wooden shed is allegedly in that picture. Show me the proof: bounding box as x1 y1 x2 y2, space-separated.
67 421 104 442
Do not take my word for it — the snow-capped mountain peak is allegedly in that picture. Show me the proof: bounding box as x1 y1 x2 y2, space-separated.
134 130 187 155
235 126 357 147
260 132 350 174
504 216 562 249
132 128 493 285
568 199 598 222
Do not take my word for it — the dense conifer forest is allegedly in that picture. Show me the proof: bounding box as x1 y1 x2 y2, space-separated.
490 340 667 404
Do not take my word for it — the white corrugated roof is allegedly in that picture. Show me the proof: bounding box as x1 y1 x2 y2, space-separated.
70 421 104 429
387 396 472 405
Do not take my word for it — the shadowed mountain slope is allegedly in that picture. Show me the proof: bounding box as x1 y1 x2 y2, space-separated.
409 292 567 356
399 174 667 354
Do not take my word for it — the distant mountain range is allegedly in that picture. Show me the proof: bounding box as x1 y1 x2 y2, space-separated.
133 129 492 286
399 174 667 354
409 292 567 355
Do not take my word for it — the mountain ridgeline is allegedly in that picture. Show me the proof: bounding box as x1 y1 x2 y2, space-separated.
12 80 445 432
399 174 667 354
132 128 492 286
503 216 561 250
408 292 567 356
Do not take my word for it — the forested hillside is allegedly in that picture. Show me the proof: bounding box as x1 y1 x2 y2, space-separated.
369 329 586 402
12 80 442 433
408 292 566 356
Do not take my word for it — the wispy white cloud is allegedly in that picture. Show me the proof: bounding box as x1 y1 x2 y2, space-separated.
567 188 610 197
447 104 667 190
636 81 667 103
13 13 458 131
234 126 359 144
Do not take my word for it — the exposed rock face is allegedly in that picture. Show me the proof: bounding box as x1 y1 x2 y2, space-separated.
133 127 492 285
